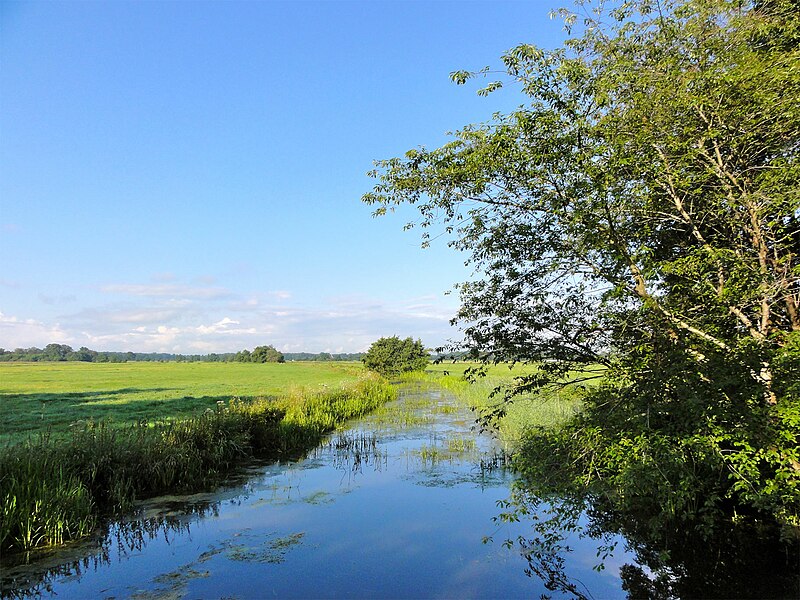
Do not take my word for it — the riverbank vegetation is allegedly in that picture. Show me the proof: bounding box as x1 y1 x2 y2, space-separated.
366 0 800 553
0 370 395 554
366 0 800 593
419 362 586 447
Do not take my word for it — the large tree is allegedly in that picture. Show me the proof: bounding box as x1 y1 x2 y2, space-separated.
364 0 800 529
250 345 285 363
362 336 429 377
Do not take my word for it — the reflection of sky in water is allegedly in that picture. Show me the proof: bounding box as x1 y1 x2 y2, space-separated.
2 384 632 599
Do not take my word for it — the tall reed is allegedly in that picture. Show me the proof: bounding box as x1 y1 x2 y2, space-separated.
0 373 395 554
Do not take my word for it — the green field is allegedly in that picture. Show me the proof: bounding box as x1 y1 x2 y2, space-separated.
0 360 592 447
0 362 395 553
0 361 363 446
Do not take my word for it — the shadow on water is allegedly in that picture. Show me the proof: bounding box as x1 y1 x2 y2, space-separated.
497 483 800 599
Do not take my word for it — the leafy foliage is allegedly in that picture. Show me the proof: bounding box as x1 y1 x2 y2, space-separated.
364 0 800 530
248 345 285 363
234 345 285 363
362 336 429 376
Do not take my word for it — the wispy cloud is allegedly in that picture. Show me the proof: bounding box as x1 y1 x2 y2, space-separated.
267 290 292 300
66 306 187 326
150 272 178 283
1 282 461 353
101 283 232 300
38 293 77 306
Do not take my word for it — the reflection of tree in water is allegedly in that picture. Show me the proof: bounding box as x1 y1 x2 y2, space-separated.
0 502 219 599
611 509 800 599
501 486 800 599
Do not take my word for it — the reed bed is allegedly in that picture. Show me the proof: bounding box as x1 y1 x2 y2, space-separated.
0 373 395 555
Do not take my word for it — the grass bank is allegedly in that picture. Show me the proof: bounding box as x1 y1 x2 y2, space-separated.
0 361 363 446
415 362 586 448
0 373 395 555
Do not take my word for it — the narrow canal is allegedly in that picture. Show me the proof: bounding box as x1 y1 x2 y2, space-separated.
2 383 633 598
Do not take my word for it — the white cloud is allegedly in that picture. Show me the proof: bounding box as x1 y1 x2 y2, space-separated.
195 317 257 335
0 311 71 348
1 286 461 353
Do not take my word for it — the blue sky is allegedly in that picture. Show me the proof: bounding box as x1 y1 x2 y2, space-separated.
0 0 565 353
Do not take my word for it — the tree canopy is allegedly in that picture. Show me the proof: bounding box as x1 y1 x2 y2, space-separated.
247 345 285 363
365 0 800 531
362 336 429 377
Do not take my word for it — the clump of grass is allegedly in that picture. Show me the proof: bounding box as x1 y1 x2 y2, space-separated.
416 436 479 466
0 448 96 550
369 404 432 429
447 436 476 454
0 373 395 555
416 445 437 463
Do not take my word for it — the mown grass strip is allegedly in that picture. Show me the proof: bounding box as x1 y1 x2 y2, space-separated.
0 373 396 555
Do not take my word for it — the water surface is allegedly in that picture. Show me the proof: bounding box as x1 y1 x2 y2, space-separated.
2 383 631 599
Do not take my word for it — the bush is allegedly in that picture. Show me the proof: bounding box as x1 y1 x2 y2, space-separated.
362 336 428 377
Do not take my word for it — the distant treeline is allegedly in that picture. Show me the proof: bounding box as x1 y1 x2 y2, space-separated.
0 343 363 363
284 352 363 362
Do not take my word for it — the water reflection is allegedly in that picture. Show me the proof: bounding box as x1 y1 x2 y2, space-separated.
318 431 386 476
500 484 800 599
2 512 202 598
2 383 664 599
609 510 800 598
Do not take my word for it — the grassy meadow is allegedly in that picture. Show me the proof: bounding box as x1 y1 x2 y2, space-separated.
0 361 363 446
0 361 395 554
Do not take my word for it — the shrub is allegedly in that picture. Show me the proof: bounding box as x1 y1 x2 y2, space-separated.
362 336 428 377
